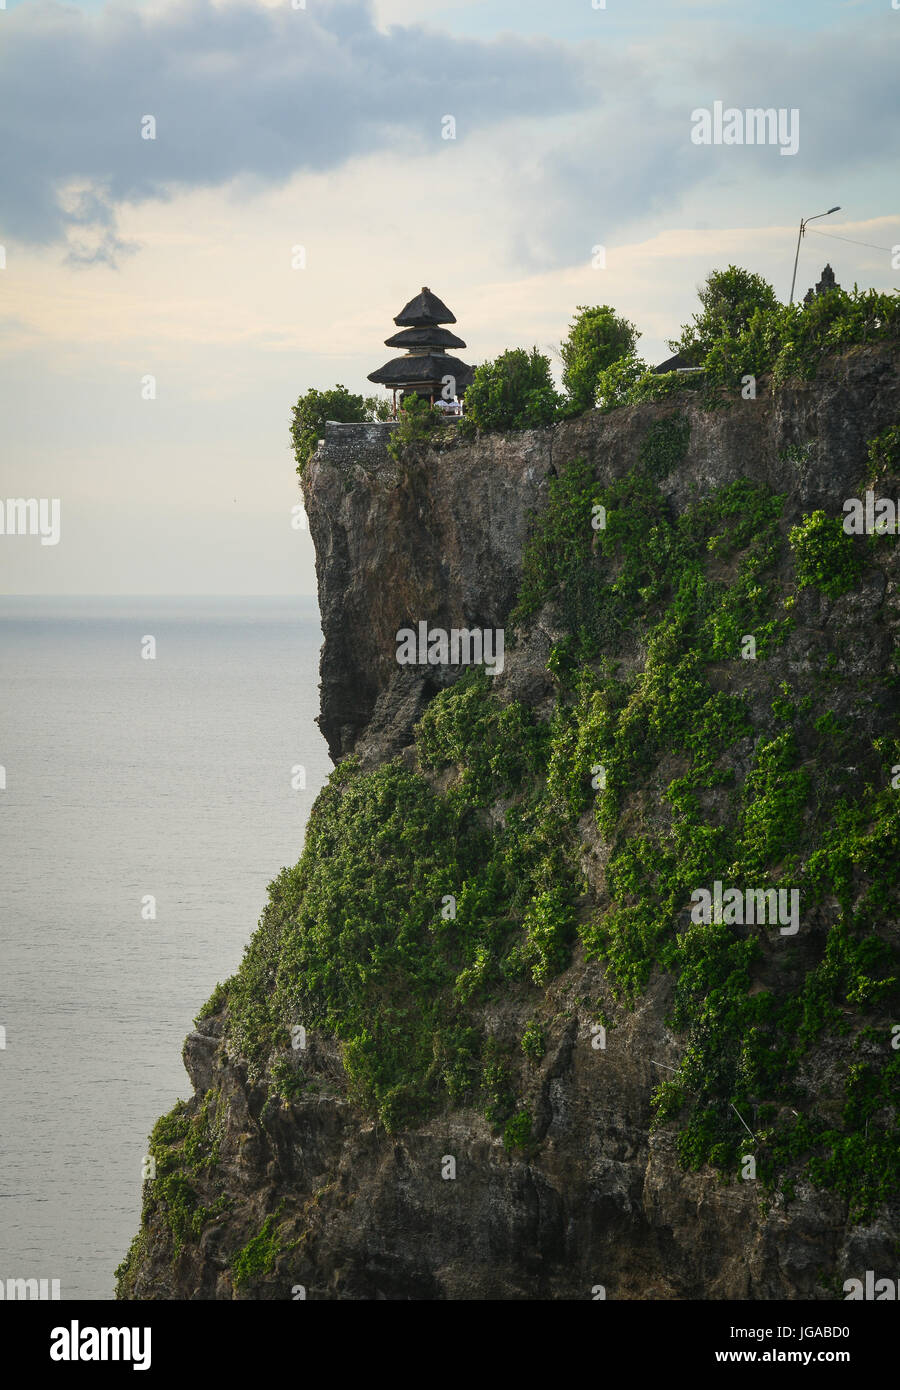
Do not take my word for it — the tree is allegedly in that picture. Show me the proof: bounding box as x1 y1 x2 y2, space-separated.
386 394 444 460
669 266 779 365
464 348 562 432
367 394 394 422
594 351 651 412
291 385 387 476
559 305 639 414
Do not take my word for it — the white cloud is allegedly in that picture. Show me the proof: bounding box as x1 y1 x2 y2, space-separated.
0 0 598 245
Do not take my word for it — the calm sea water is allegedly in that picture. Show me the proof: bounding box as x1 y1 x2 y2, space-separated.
0 596 330 1299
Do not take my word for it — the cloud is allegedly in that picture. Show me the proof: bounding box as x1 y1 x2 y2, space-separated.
64 230 140 267
0 0 599 246
1 0 897 275
484 16 900 271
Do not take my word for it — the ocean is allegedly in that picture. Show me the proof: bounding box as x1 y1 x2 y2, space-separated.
0 596 330 1299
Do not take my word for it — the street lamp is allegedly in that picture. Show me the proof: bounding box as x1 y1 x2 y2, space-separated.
789 207 841 305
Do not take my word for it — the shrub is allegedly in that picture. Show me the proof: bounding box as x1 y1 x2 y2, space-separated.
594 351 649 411
503 1109 534 1152
669 266 779 365
194 980 228 1023
521 1018 546 1065
386 394 444 460
465 348 562 431
789 510 863 599
523 886 577 985
866 425 900 485
712 288 899 394
231 1212 284 1290
560 305 640 414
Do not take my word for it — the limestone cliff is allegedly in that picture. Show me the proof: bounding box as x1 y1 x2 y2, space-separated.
117 346 900 1300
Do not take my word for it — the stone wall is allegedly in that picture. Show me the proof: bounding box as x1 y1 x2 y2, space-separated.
318 421 397 472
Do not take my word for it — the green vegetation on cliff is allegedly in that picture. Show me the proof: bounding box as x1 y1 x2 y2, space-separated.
115 1090 231 1295
604 275 900 409
465 347 562 431
119 343 900 1296
178 409 900 1227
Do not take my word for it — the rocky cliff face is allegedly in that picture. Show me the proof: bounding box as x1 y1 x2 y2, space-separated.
117 347 900 1300
306 419 555 764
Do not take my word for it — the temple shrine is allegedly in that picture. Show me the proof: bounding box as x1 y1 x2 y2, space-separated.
367 288 475 413
804 263 841 306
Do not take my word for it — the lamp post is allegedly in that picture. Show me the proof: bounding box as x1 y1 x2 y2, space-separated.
789 207 841 305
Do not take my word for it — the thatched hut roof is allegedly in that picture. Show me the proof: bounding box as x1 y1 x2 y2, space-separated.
367 353 475 388
384 325 467 350
393 287 457 327
652 352 689 374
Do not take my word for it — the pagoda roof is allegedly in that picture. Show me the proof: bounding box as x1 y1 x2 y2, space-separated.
383 325 467 350
393 287 457 327
367 353 475 388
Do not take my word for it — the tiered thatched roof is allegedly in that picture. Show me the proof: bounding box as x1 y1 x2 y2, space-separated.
368 353 475 388
384 326 466 350
368 288 474 395
393 287 457 326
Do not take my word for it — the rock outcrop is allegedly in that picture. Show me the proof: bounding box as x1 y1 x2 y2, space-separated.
116 347 900 1300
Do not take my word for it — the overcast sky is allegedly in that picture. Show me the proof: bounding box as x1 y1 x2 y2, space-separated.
1 0 898 594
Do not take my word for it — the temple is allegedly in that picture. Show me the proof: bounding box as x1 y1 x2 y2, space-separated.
367 288 475 413
804 263 841 306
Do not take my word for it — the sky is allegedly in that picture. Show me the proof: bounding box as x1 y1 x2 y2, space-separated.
0 0 898 594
